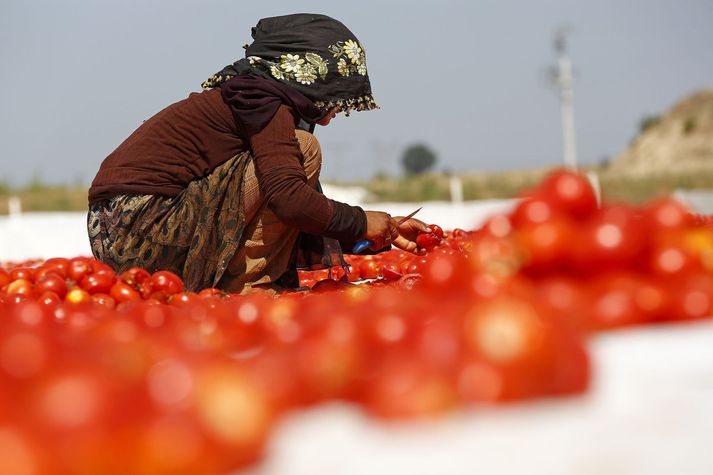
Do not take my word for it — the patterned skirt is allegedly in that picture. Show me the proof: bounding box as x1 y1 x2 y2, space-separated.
88 152 344 292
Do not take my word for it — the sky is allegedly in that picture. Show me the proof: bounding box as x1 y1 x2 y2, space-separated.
1 0 712 184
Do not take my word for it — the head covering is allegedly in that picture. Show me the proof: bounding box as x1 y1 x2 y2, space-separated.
202 13 378 131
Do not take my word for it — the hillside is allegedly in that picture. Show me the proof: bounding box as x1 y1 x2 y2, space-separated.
610 89 713 175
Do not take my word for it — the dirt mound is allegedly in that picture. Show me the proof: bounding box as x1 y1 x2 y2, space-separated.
610 89 713 175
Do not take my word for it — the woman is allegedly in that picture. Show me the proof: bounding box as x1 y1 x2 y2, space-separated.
87 13 428 293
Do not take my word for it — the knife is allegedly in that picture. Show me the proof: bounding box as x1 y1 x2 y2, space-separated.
351 207 423 254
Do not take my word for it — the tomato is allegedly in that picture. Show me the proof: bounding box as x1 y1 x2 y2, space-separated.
0 269 9 287
463 296 552 368
169 291 201 306
9 267 35 282
421 254 467 291
91 293 116 309
311 279 344 292
67 257 92 282
511 197 558 228
6 278 33 297
381 263 403 280
416 232 440 251
406 256 429 274
428 224 444 238
198 288 224 298
80 271 116 294
34 264 67 280
649 242 699 277
571 204 646 271
34 273 68 299
586 274 651 329
109 282 141 303
151 271 184 295
120 267 151 286
37 290 62 307
365 358 457 419
516 217 574 272
65 287 91 304
643 197 693 231
358 259 379 279
670 274 713 321
44 257 70 274
539 169 598 219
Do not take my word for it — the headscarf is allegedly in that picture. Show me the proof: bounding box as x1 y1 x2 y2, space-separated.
202 13 378 134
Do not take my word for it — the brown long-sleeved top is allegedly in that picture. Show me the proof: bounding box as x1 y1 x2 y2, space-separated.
89 88 365 243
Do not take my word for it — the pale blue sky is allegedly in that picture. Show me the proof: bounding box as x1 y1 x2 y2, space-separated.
1 0 712 184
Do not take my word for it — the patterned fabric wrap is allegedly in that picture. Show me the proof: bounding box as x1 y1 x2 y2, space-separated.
88 152 251 291
201 13 378 116
88 151 345 292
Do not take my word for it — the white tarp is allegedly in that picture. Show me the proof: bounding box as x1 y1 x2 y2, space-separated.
0 199 517 262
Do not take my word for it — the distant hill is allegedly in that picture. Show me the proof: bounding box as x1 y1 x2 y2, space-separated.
610 89 713 175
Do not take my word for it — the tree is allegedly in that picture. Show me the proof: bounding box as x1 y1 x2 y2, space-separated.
401 143 437 176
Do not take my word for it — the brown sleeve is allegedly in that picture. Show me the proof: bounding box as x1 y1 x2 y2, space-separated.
250 106 366 243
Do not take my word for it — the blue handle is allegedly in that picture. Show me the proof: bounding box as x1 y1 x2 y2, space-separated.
351 239 374 254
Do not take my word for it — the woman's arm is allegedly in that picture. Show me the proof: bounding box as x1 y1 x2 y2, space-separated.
250 106 368 242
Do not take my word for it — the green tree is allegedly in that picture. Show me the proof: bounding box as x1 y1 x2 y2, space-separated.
401 143 437 176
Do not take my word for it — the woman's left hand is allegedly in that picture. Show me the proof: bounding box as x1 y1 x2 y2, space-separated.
390 216 431 255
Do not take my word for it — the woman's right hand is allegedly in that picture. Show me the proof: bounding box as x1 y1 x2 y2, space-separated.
362 211 399 250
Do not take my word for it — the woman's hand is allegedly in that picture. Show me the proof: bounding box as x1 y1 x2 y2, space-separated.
363 211 399 250
390 216 431 254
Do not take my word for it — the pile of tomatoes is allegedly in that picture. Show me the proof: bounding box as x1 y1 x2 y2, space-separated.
0 168 711 474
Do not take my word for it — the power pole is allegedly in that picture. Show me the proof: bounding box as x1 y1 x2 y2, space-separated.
552 27 578 169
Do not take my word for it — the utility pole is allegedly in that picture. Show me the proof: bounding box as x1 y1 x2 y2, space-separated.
552 27 578 169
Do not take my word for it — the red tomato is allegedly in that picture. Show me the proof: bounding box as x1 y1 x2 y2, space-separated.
34 264 67 281
0 269 9 287
539 169 598 219
198 288 224 298
670 274 713 321
169 291 201 306
9 267 35 282
571 204 646 271
34 273 68 299
586 274 649 329
358 259 379 279
643 197 693 231
151 271 184 295
80 271 116 294
516 217 574 272
511 197 558 228
649 242 699 277
91 293 116 309
428 224 445 238
463 296 552 368
65 287 91 304
311 279 347 292
43 257 70 274
381 263 403 281
109 282 141 303
397 273 422 290
406 256 429 274
37 290 62 307
365 359 457 419
6 278 33 297
120 267 151 286
421 254 467 291
67 257 92 282
416 232 440 251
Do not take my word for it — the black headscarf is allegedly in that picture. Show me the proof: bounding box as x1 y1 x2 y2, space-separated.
202 13 378 134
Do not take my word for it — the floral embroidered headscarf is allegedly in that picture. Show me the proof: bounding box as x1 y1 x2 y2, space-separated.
202 13 378 117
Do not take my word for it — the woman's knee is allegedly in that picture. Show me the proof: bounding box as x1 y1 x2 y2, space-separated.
295 129 322 185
